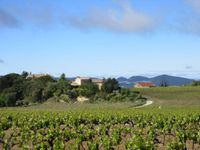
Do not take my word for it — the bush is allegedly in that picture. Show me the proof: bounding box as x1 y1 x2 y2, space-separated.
67 89 78 100
101 78 120 93
110 93 124 102
16 99 30 106
48 94 73 103
0 94 6 107
16 100 23 106
59 94 70 103
120 88 131 95
4 92 17 106
78 82 99 97
90 92 107 102
91 89 144 103
192 81 200 86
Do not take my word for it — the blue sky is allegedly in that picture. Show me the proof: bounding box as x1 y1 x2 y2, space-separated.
0 0 200 79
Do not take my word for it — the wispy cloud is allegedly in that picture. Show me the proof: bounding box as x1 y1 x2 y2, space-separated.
1 0 200 35
0 9 19 28
0 0 156 33
18 7 54 28
0 59 4 63
185 66 192 69
62 1 155 33
0 4 55 29
186 0 200 12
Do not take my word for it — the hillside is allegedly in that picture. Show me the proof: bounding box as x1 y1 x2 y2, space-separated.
134 86 200 107
118 75 194 88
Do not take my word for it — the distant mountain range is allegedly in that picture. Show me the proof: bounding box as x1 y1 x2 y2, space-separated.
54 75 194 88
117 75 194 88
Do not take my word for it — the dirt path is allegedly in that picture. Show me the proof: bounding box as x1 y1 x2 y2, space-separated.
135 100 153 108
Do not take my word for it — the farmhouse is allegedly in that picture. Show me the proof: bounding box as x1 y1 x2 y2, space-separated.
71 77 90 86
26 73 49 79
71 76 103 90
134 82 156 88
92 79 104 90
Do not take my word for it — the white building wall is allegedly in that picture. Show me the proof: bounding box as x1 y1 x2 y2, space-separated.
75 78 82 85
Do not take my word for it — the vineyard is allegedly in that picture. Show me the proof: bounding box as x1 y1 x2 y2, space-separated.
0 108 200 150
135 86 200 106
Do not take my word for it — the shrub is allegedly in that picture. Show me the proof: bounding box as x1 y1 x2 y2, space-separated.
59 94 70 103
101 78 120 93
78 82 99 97
192 81 200 86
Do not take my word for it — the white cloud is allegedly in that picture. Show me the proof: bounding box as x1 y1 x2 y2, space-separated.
63 1 155 33
0 9 19 28
0 5 55 29
186 0 200 12
1 0 200 35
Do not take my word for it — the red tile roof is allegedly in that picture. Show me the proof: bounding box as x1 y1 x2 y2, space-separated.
136 82 156 87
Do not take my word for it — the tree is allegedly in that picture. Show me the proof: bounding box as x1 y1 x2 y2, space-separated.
21 71 29 78
35 75 55 84
44 82 58 98
0 73 74 106
24 76 55 102
160 80 168 87
192 80 200 86
0 73 21 92
101 78 120 93
3 92 17 106
44 78 72 99
0 94 6 106
31 88 43 102
78 81 99 97
59 73 66 81
0 73 27 106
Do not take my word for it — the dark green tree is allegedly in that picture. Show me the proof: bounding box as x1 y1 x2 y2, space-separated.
160 80 168 87
24 76 55 102
0 94 6 106
78 81 99 97
21 71 29 78
59 73 66 81
35 75 55 84
44 78 72 98
0 73 21 92
101 78 120 93
192 80 200 86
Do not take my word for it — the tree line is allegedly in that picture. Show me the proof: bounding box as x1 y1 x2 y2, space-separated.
0 72 143 107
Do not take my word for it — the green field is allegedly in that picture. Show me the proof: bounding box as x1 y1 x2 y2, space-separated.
134 86 200 107
0 86 200 150
0 107 200 150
